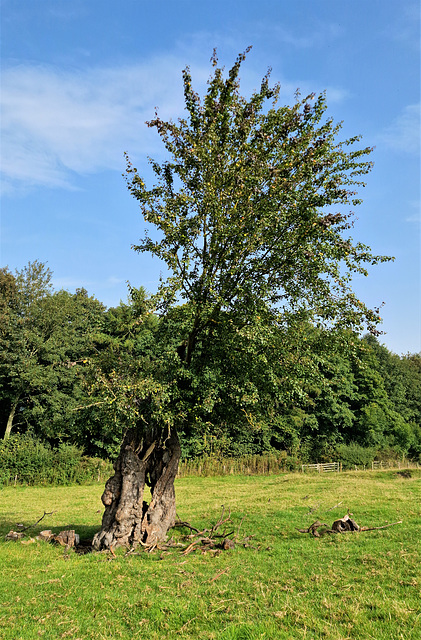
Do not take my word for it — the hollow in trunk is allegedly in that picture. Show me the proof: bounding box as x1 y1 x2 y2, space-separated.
92 426 181 550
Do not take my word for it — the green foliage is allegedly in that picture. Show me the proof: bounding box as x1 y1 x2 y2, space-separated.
80 286 165 456
335 442 378 469
0 433 112 486
178 451 300 477
0 57 418 471
127 50 391 335
1 260 419 466
0 263 105 443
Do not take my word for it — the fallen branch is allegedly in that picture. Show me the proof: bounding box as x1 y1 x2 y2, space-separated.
171 506 247 555
296 521 329 537
359 520 403 531
174 520 201 534
305 503 322 516
210 567 230 582
326 501 343 512
18 511 55 533
5 511 56 541
297 512 403 537
331 512 360 533
210 506 232 535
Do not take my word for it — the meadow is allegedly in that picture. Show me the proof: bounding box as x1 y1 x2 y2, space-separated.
0 470 420 640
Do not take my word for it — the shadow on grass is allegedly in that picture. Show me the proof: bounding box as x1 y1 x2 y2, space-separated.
0 517 99 545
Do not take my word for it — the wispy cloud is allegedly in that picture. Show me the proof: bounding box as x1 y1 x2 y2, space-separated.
267 21 343 50
106 276 126 286
0 57 190 194
405 200 421 224
387 3 420 52
1 51 350 195
52 274 125 292
52 276 95 290
380 103 420 155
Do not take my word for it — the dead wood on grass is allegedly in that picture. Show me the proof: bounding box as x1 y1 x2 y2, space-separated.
297 511 403 537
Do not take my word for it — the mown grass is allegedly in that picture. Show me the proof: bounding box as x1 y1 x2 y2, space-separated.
0 470 420 640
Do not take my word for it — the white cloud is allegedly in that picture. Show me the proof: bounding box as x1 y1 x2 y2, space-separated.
1 53 350 194
380 103 420 155
106 276 126 286
52 275 95 290
0 57 190 194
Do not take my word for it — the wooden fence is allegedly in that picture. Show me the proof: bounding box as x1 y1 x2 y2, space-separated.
302 460 420 473
369 460 419 470
301 462 341 473
177 456 419 478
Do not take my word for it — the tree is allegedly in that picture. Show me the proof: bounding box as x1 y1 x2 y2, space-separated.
0 262 105 442
92 50 392 550
0 261 53 439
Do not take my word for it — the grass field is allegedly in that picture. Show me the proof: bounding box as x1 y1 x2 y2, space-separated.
0 470 420 639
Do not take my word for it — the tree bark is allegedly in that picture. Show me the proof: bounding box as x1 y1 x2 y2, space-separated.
4 398 19 440
92 425 181 550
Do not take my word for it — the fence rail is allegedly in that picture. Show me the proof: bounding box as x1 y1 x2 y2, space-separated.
302 460 420 473
301 462 341 473
176 456 419 478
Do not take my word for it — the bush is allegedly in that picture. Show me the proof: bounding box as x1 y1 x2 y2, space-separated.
335 442 378 469
0 434 113 486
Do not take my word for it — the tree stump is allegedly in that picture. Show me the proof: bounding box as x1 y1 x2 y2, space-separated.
331 514 360 533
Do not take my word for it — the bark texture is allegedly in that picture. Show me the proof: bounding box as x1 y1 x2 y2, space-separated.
92 426 181 550
4 398 19 440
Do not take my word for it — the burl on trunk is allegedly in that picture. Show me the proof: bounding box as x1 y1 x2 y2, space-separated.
92 426 181 550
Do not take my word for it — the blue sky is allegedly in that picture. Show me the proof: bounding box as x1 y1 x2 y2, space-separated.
1 0 419 354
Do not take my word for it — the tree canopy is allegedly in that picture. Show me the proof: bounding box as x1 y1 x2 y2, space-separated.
0 262 105 442
126 49 391 353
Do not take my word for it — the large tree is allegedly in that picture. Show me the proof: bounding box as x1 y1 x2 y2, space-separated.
92 50 392 550
0 262 105 442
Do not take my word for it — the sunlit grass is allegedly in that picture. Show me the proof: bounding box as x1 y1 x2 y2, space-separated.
0 470 420 639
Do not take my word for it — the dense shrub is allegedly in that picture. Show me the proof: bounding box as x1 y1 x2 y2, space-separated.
335 442 378 469
0 434 112 486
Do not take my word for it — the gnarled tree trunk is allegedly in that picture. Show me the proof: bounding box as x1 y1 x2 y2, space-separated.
92 426 181 550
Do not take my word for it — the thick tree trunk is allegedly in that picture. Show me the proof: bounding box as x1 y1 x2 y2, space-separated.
92 426 181 550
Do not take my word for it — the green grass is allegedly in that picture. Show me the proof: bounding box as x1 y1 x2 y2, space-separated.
0 470 420 639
